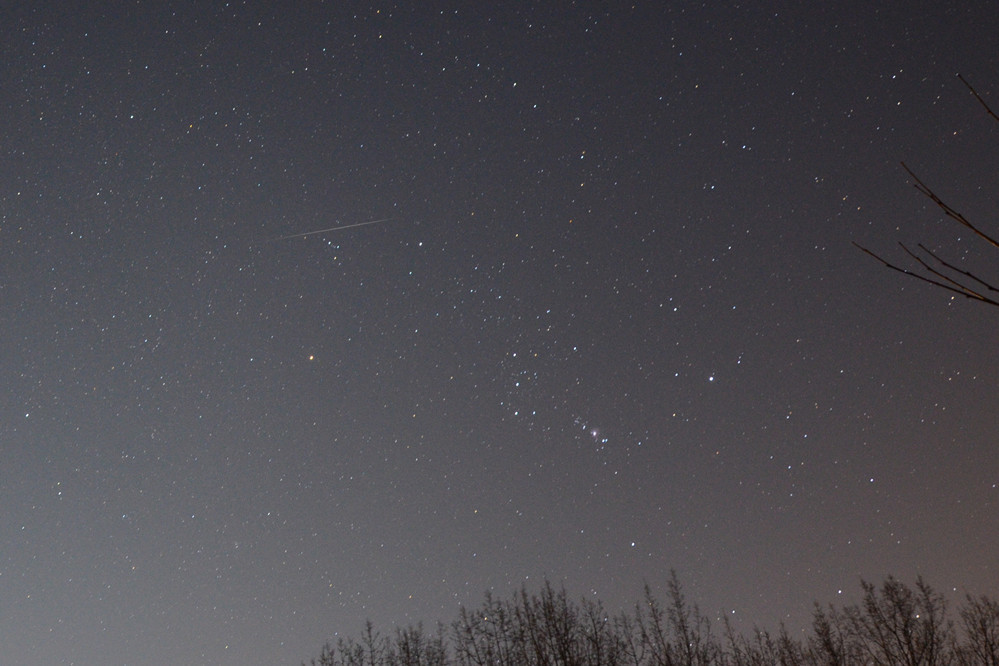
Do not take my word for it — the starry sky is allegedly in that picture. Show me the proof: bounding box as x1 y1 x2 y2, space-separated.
3 2 999 664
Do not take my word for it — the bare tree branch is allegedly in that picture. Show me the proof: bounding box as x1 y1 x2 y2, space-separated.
900 162 999 250
915 242 999 294
856 75 999 307
852 242 999 307
898 243 978 293
959 73 999 123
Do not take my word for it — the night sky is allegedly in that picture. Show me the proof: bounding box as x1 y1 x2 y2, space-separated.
3 2 999 664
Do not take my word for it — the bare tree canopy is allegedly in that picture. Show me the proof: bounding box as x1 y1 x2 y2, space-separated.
304 574 999 666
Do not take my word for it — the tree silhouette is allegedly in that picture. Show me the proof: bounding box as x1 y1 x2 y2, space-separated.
958 594 999 666
855 75 999 307
304 574 999 666
843 576 954 666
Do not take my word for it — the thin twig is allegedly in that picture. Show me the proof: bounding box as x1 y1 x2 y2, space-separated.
901 162 999 249
898 243 973 294
916 243 999 294
852 242 999 307
958 74 999 123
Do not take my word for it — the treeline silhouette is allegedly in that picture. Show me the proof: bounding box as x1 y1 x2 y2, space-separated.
305 572 999 666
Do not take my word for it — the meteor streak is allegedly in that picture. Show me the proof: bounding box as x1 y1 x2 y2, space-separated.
269 218 391 241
